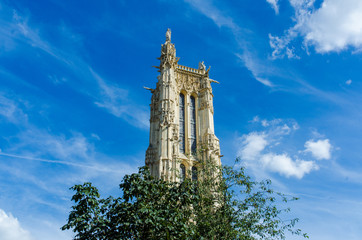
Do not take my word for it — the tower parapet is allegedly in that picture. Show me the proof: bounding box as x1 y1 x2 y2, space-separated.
145 29 221 181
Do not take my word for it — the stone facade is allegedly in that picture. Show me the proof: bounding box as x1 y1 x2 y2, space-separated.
145 29 221 181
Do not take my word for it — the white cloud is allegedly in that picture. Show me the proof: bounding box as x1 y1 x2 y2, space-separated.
0 209 32 240
261 153 318 179
303 0 362 53
346 79 352 85
239 132 268 160
305 139 332 160
238 117 320 179
266 0 280 14
270 0 362 57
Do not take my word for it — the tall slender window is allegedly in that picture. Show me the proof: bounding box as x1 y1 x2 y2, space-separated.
192 166 198 181
180 164 186 182
179 93 185 153
190 96 197 153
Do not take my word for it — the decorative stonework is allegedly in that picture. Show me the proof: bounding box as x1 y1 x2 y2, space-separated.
145 29 221 181
175 71 201 94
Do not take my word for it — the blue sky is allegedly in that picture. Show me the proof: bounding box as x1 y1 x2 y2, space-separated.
0 0 362 239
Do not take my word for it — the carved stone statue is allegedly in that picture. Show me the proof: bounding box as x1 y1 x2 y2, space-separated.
198 61 206 71
166 28 171 42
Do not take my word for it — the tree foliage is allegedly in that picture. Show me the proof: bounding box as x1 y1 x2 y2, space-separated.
62 158 308 239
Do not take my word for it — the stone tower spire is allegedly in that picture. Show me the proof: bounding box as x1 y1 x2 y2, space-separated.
145 29 221 181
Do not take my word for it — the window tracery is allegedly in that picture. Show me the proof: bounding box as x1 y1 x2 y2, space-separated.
179 93 185 153
190 96 197 153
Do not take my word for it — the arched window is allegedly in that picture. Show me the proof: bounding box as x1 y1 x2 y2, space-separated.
190 96 196 153
179 93 185 153
180 164 186 182
192 166 198 181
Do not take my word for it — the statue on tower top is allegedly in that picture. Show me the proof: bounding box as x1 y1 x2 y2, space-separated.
198 61 206 71
166 28 171 42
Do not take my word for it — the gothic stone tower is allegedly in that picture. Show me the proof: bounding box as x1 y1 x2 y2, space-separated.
145 29 221 182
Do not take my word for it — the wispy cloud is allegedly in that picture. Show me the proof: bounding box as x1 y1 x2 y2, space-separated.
235 53 274 87
182 0 305 90
0 93 28 124
269 33 300 59
183 0 361 109
0 93 139 240
331 161 362 184
0 10 144 232
0 94 138 179
0 151 136 176
0 4 148 130
1 128 137 178
91 69 149 129
184 0 238 30
4 9 71 65
184 0 277 87
266 0 280 14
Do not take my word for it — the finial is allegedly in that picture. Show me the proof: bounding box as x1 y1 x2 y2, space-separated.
166 28 171 42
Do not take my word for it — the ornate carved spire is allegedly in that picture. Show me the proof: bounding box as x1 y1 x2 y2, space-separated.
160 28 178 69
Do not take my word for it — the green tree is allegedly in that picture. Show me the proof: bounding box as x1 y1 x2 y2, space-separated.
62 159 308 239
